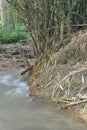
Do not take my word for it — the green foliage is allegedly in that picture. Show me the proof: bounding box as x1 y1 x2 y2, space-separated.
6 0 87 60
0 25 32 44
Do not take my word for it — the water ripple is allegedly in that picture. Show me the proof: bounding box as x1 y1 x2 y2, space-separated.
0 74 29 97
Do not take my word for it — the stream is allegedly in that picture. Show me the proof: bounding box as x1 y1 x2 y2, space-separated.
0 69 87 130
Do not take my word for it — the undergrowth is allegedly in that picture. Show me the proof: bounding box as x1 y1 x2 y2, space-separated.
0 25 32 44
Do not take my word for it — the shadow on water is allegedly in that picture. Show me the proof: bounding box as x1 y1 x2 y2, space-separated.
0 69 87 130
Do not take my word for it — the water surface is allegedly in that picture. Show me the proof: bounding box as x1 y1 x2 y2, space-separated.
0 69 86 130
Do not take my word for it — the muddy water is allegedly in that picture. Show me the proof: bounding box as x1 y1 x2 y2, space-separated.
0 69 86 130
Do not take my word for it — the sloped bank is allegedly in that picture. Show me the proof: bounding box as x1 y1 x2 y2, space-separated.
29 31 87 123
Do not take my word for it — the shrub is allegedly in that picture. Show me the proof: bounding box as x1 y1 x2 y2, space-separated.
0 25 32 44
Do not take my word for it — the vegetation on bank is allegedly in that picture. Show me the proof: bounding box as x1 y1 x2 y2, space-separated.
6 0 87 61
29 31 87 123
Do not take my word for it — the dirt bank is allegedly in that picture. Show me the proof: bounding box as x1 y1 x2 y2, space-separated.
29 30 87 123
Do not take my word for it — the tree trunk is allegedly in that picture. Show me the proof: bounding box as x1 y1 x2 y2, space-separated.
0 0 10 31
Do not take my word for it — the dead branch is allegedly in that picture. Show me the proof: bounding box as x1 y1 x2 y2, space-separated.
53 97 87 109
21 66 33 75
51 66 87 97
64 100 87 109
61 66 87 83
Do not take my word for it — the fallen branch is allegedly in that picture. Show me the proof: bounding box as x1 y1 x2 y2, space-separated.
61 66 87 82
64 99 87 109
52 97 73 103
70 57 82 66
53 97 87 109
51 66 87 98
21 66 33 75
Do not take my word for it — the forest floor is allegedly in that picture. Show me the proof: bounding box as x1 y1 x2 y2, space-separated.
0 30 87 123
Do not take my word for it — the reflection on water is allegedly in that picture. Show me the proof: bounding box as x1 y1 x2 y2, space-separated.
0 70 86 130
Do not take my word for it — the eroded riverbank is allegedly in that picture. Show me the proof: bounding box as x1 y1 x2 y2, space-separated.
29 31 87 123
